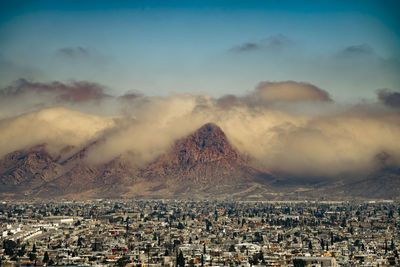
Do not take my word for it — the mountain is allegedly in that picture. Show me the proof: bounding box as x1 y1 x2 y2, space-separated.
1 123 399 200
140 123 270 183
136 123 274 197
32 148 137 199
0 123 275 199
332 167 400 199
0 145 62 193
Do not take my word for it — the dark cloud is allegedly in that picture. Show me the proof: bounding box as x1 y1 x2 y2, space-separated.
216 94 239 108
263 34 293 50
230 42 260 52
338 44 375 57
118 90 143 101
230 34 293 53
1 78 110 102
57 46 90 58
377 88 400 108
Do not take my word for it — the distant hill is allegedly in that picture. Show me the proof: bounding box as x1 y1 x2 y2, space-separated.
0 123 399 200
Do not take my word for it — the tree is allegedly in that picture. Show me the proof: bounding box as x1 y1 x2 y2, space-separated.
43 251 49 263
293 259 306 267
3 240 17 256
17 244 26 257
117 256 130 267
77 237 84 247
177 250 185 267
251 252 264 265
28 252 37 262
385 239 388 254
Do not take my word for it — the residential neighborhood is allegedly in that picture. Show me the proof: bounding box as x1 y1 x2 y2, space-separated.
0 200 399 266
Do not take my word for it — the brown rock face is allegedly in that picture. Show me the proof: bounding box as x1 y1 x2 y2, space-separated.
0 145 61 190
34 146 136 198
140 123 269 186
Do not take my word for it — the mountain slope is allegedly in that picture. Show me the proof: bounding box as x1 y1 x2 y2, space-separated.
337 167 400 199
0 145 62 192
137 123 274 195
3 122 398 200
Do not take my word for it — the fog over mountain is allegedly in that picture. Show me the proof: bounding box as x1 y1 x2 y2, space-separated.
1 79 399 181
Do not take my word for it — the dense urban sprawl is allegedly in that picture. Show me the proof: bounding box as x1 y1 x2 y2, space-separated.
1 200 399 266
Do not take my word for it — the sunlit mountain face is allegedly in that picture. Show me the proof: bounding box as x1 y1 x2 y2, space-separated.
0 0 399 199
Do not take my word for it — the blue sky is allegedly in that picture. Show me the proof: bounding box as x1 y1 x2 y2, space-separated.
1 0 399 102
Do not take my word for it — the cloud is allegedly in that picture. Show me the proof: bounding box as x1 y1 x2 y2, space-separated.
230 34 293 53
0 107 115 158
253 81 332 102
71 96 400 176
216 81 333 111
230 43 260 52
262 34 294 50
338 44 375 57
0 79 399 178
57 46 90 58
377 88 400 108
84 95 214 165
1 78 110 103
216 94 240 109
216 81 331 108
118 91 143 101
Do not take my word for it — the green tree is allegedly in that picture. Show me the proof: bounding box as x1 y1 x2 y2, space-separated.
3 240 17 256
177 250 185 267
43 251 49 263
28 252 36 262
293 259 306 267
17 244 26 257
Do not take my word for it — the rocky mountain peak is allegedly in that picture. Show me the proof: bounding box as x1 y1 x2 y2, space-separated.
139 122 257 186
176 122 241 164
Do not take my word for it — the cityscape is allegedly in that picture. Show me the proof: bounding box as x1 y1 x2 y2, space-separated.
1 200 399 266
1 0 400 266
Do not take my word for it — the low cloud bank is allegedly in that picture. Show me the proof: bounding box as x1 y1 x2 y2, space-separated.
0 79 399 177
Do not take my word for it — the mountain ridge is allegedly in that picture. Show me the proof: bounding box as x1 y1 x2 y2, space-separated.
0 122 399 200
